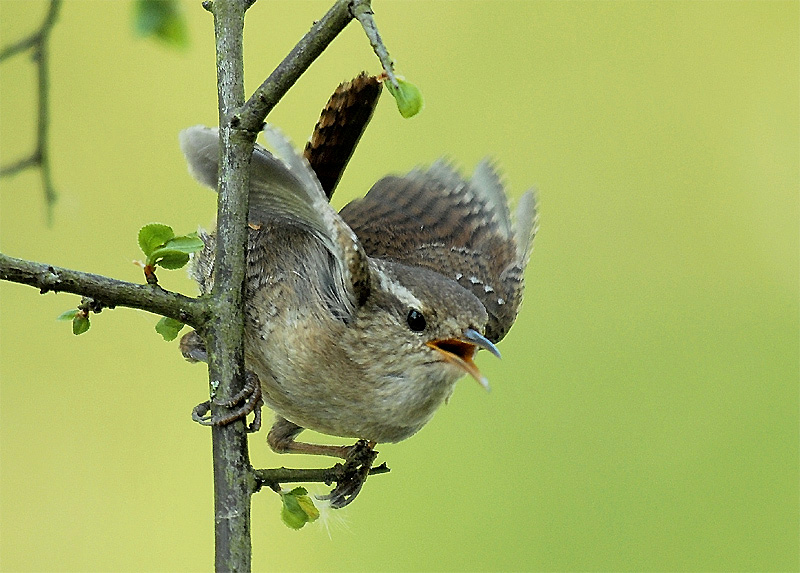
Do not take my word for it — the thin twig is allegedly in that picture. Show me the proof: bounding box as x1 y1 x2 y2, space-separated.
0 0 61 61
0 252 209 329
253 463 390 490
234 0 356 132
351 0 399 91
235 0 401 134
0 0 62 224
0 155 40 178
35 9 57 225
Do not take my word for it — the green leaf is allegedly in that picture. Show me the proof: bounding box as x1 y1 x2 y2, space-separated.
295 491 320 522
155 317 185 341
57 309 80 321
72 315 90 336
133 0 189 49
385 77 424 118
138 223 174 257
163 233 204 254
280 487 319 530
148 248 190 270
280 492 307 530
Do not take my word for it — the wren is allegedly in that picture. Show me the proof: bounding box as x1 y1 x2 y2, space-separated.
178 75 538 507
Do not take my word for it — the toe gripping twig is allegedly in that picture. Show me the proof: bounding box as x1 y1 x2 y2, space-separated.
253 440 390 509
192 371 263 433
319 439 380 508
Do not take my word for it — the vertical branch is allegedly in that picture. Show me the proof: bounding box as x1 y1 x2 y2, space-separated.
208 0 256 570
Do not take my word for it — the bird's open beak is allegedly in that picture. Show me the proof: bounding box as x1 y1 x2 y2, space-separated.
426 328 501 391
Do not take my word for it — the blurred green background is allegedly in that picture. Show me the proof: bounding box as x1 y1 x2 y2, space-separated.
1 1 797 571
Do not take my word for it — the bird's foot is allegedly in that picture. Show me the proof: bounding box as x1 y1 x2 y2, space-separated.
319 439 378 509
191 371 263 433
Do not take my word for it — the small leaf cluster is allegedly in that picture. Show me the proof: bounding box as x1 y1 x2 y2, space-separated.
138 223 203 271
56 224 201 338
280 487 320 530
57 308 90 336
138 223 202 341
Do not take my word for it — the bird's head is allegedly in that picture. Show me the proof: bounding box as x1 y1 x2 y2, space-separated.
353 260 501 395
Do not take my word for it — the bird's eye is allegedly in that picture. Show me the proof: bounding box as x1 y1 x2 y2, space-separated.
406 309 427 332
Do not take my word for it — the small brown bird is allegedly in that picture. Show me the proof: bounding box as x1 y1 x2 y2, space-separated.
179 76 538 506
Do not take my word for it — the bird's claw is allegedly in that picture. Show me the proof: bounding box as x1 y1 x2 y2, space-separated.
191 372 263 433
318 439 378 508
